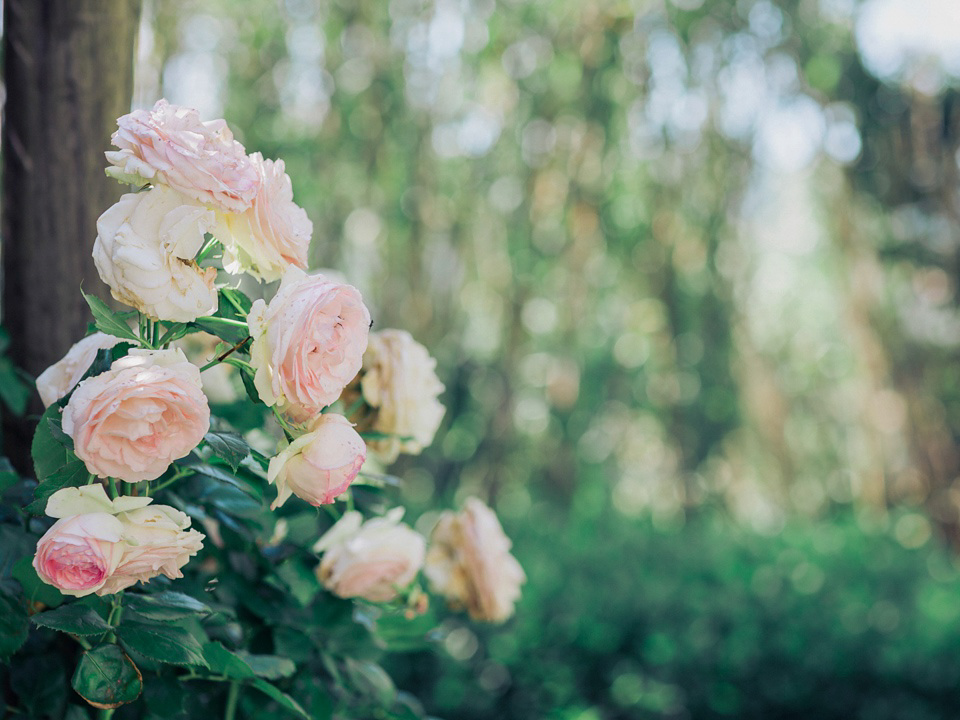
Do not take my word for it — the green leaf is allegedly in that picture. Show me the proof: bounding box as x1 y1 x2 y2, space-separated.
204 430 250 472
219 288 253 318
0 356 30 415
194 463 261 497
122 592 211 622
32 403 72 481
0 584 29 658
118 620 208 668
48 416 75 449
250 678 310 719
156 322 191 347
226 357 264 406
275 560 319 608
201 642 255 679
71 643 143 709
82 292 140 344
203 484 265 519
236 651 297 680
343 658 397 707
0 456 21 493
27 459 89 515
12 555 65 608
33 603 112 635
190 316 249 345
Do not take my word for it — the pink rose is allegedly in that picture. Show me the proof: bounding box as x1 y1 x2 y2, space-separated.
216 153 312 282
313 508 425 603
105 99 260 214
267 413 366 509
33 485 204 597
36 332 121 408
248 268 371 421
62 349 210 482
360 330 445 463
424 498 525 623
33 513 125 597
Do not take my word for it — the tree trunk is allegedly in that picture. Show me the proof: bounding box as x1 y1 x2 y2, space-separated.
2 0 141 469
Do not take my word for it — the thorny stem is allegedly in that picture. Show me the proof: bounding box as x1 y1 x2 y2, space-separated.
199 337 251 372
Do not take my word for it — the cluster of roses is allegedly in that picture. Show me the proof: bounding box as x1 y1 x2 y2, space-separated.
31 100 524 623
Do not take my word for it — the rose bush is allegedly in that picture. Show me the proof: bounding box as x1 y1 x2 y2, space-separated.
0 100 522 720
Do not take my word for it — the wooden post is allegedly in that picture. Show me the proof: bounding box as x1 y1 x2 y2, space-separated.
2 0 141 468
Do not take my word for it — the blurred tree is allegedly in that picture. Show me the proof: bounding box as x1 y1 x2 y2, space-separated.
1 0 140 467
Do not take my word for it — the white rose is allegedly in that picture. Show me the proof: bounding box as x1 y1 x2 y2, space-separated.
313 508 425 603
216 153 312 282
360 330 445 463
36 332 122 407
93 185 219 322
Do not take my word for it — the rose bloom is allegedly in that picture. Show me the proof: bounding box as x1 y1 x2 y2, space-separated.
313 508 425 603
424 497 525 623
267 413 366 510
62 348 210 482
248 268 370 421
34 485 203 597
36 332 121 408
93 185 218 322
360 330 445 463
106 99 259 214
215 153 312 282
99 504 205 595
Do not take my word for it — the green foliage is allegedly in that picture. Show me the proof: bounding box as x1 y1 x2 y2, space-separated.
71 643 143 708
82 292 140 344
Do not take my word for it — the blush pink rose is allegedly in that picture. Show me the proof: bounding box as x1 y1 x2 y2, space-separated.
62 349 210 482
105 99 260 214
267 413 366 510
424 498 525 623
216 153 312 282
36 332 122 408
33 512 125 597
313 508 425 603
248 268 371 421
33 485 204 597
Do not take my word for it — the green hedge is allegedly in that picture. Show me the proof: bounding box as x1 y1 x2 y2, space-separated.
390 505 960 720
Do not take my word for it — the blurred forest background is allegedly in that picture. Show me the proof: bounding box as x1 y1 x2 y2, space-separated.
15 0 960 717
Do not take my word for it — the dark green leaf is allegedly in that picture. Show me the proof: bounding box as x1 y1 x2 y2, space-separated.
344 658 397 707
0 356 30 415
219 288 253 318
250 678 310 719
0 456 21 493
203 485 264 519
82 292 140 344
27 459 89 515
32 403 72 480
0 585 29 658
48 416 75 449
190 316 249 345
71 643 143 709
201 642 255 679
122 592 211 622
236 651 297 680
204 430 250 472
118 621 208 667
276 560 319 607
33 603 112 635
228 357 265 406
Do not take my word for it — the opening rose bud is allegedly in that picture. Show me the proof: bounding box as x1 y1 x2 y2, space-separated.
267 413 366 510
33 513 126 597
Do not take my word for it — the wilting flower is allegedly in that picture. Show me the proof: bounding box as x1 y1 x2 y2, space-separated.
36 332 121 408
267 413 366 509
216 153 312 282
93 185 218 322
248 268 370 421
33 485 203 597
425 498 525 623
313 508 425 603
106 99 259 214
360 330 445 463
62 348 210 482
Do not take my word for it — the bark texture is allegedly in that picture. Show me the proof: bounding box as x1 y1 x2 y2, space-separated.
2 0 140 466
